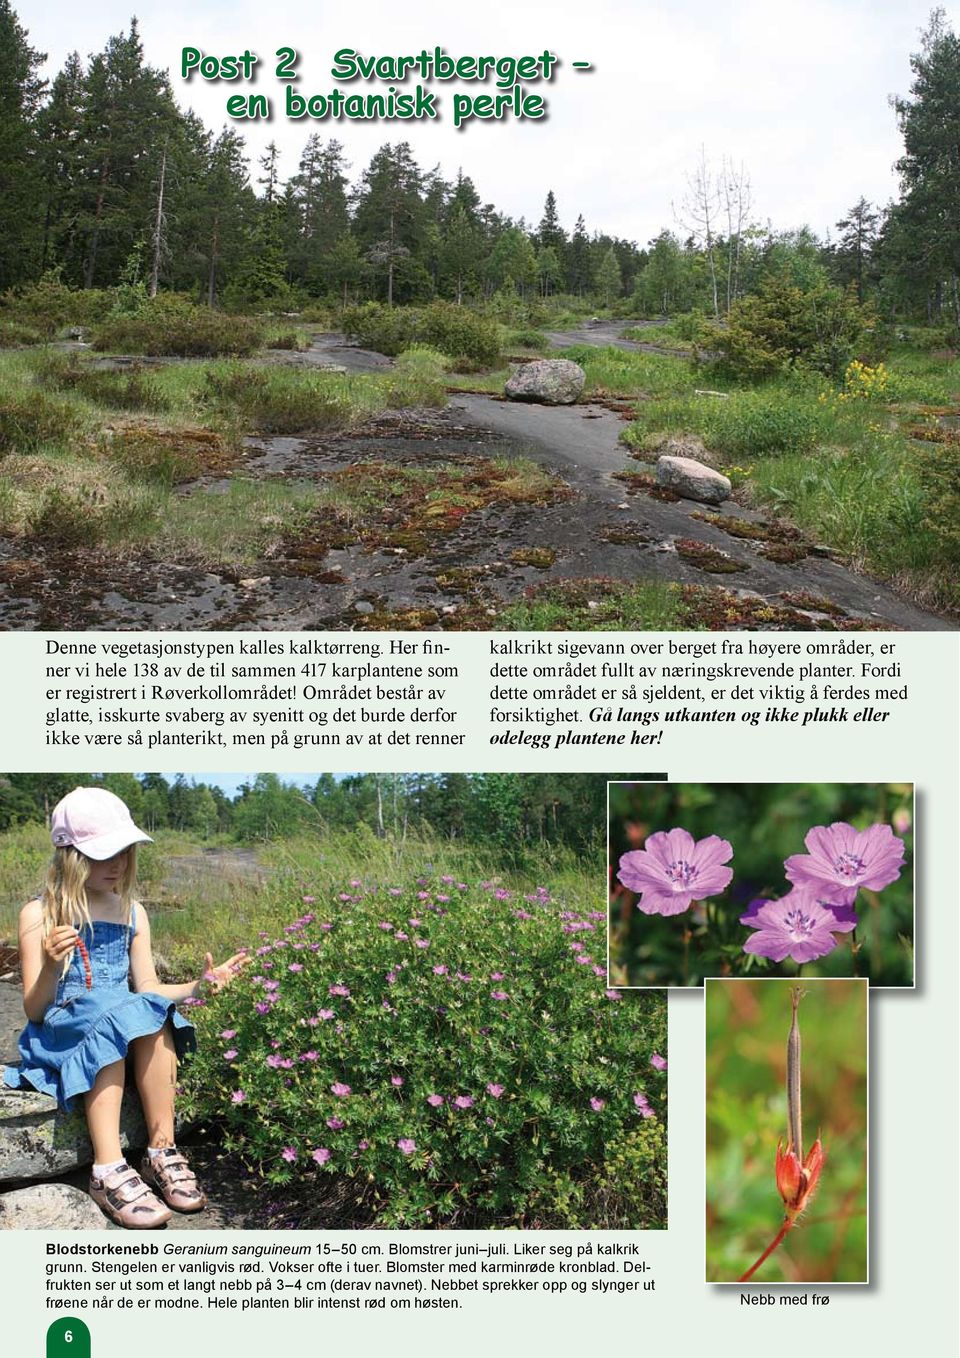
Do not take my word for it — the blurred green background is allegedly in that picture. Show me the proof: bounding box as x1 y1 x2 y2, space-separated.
608 782 913 987
706 979 868 1283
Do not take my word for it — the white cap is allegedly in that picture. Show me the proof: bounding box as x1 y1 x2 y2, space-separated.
50 787 153 861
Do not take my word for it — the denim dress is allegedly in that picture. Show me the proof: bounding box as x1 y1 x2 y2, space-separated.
2 909 195 1112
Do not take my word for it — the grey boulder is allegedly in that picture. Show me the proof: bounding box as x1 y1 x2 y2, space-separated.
505 359 585 405
656 455 731 505
0 1182 115 1230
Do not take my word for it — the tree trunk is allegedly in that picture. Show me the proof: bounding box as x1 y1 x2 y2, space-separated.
149 142 168 299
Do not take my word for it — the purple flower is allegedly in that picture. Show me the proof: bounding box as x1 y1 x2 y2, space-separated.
300 1050 319 1062
223 1049 238 1061
633 1092 654 1119
426 1093 444 1107
414 938 431 950
618 828 734 916
605 989 622 1001
650 1052 667 1071
288 963 303 973
394 931 409 942
455 972 472 983
378 921 393 931
397 1138 416 1155
486 1083 504 1098
490 991 509 1001
590 1097 605 1112
490 972 505 981
328 984 350 997
254 1002 271 1015
453 1095 474 1109
432 964 448 975
231 1089 246 1104
741 886 857 964
785 822 905 901
330 1082 352 1097
220 1029 237 1040
317 1008 335 1020
326 1116 345 1130
388 888 402 896
391 1075 404 1087
311 1147 331 1165
281 1146 297 1163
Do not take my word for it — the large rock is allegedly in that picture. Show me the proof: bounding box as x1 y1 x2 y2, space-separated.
505 359 585 405
0 1182 116 1230
656 434 719 468
0 1083 148 1184
656 455 731 505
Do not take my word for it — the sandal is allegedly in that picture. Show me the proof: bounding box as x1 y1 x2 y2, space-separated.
89 1164 172 1229
140 1147 208 1213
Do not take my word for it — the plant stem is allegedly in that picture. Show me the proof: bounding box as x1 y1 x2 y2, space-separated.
738 1218 794 1282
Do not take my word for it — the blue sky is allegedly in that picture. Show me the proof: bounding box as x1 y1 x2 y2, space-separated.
21 0 957 244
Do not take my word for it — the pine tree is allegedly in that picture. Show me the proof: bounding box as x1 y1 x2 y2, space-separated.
892 9 960 325
596 246 622 307
832 198 879 302
566 214 591 295
353 143 426 304
0 0 46 288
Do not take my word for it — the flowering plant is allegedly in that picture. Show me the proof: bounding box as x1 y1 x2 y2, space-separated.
180 875 666 1228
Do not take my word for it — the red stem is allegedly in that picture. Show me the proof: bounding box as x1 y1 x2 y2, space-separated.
738 1218 793 1283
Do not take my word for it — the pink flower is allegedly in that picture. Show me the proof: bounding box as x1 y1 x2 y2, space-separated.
741 887 856 964
394 931 409 942
231 1089 246 1104
490 991 509 1001
329 984 350 997
633 1092 654 1119
453 1095 474 1109
223 1049 238 1061
590 1097 605 1112
785 821 905 901
281 1146 297 1162
397 1138 416 1155
618 828 734 916
650 1053 667 1071
486 1083 504 1098
415 938 431 949
317 1008 335 1020
330 1082 352 1097
300 1050 319 1062
426 1094 444 1107
391 1076 404 1087
378 921 394 931
605 989 622 1001
490 972 505 981
311 1148 331 1165
455 972 472 983
432 964 448 975
288 963 303 972
220 1029 237 1040
326 1116 345 1130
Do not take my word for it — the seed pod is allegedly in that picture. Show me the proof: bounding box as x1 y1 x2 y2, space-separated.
75 931 93 989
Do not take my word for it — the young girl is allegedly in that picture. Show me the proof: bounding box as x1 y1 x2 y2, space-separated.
2 786 248 1228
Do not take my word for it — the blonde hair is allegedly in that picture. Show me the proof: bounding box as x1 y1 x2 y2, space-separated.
41 845 138 973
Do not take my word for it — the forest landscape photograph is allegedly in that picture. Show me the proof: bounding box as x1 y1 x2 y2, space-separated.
0 2 958 632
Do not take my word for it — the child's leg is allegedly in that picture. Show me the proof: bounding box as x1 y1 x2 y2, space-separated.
83 1060 126 1164
130 1025 176 1147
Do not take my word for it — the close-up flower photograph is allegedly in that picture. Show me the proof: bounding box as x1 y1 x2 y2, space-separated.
608 782 914 988
705 977 868 1284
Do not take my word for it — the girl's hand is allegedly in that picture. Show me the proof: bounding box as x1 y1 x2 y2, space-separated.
42 926 81 969
202 950 250 994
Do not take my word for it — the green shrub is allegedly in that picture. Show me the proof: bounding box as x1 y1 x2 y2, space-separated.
342 302 500 367
0 389 86 454
504 327 548 349
0 320 45 347
26 482 159 547
0 275 113 338
93 297 261 357
706 273 884 380
180 875 667 1228
33 353 171 412
203 365 357 434
386 348 448 406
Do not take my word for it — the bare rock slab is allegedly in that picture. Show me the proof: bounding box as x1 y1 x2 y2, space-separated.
505 359 585 405
0 1083 147 1184
0 1182 116 1230
656 455 731 505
